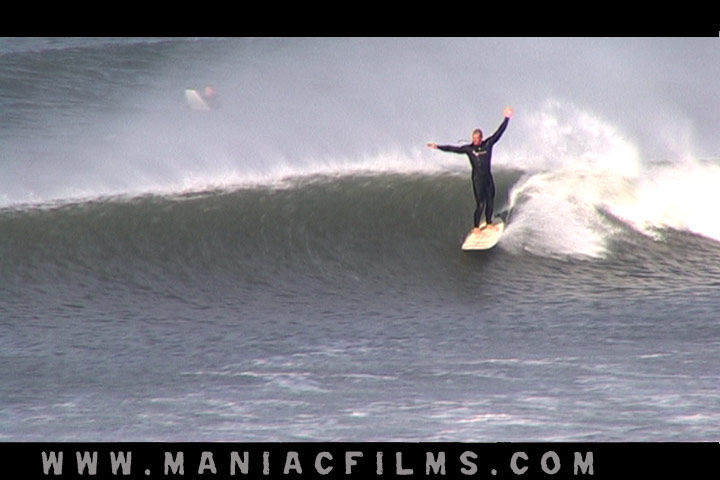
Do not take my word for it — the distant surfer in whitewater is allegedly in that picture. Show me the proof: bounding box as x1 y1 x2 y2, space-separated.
184 85 218 111
428 106 513 233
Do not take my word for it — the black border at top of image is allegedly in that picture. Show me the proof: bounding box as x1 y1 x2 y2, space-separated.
7 4 720 37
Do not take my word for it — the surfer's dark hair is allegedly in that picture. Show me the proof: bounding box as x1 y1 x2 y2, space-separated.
473 129 483 137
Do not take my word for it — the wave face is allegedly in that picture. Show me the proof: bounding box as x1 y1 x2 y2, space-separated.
2 38 720 442
4 171 720 301
0 172 517 291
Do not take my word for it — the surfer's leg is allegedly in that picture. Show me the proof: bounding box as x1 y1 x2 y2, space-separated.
474 201 485 228
485 180 496 225
472 176 484 228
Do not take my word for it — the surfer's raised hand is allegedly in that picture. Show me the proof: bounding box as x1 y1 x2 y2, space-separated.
504 106 514 118
427 142 438 149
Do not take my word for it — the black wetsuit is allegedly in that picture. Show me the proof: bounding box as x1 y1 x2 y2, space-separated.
438 117 509 227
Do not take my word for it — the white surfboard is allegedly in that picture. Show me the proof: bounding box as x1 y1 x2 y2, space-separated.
184 89 210 111
461 218 505 250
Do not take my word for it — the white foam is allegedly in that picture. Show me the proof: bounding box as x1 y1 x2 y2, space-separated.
503 158 720 257
499 101 641 257
609 161 720 242
504 99 642 177
498 100 720 257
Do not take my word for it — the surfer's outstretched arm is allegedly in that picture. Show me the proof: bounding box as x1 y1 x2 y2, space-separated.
427 143 467 153
485 107 514 145
485 117 510 145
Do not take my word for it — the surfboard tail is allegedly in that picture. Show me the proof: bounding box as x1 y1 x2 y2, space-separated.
461 218 505 250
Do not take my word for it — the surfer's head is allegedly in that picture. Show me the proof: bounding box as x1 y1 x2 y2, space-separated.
472 129 483 145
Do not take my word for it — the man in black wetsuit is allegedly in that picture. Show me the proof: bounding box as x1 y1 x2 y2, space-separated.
428 107 513 233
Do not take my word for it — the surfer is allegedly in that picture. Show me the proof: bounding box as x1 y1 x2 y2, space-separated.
427 106 513 232
185 85 219 111
201 86 218 109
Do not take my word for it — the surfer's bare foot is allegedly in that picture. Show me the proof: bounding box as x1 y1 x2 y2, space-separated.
472 227 483 234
